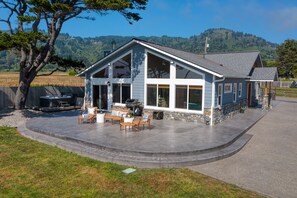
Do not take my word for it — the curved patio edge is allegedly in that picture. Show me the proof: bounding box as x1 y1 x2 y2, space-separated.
18 120 254 168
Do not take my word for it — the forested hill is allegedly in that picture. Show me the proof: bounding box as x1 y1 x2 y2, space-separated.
0 28 278 70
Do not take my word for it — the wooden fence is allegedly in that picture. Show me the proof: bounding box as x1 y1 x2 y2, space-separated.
0 86 84 109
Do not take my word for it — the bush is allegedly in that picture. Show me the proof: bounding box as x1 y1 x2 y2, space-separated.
68 70 77 76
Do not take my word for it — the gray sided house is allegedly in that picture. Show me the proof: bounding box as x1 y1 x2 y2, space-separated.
78 39 277 125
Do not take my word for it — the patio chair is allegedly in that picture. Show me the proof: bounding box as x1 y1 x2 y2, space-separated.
120 116 140 132
78 107 97 124
138 113 151 129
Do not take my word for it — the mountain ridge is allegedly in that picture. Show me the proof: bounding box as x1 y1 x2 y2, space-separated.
0 28 278 70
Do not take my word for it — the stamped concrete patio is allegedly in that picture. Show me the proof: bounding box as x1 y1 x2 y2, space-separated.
18 108 266 168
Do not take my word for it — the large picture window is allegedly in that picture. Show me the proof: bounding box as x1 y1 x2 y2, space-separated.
175 85 187 109
146 84 170 108
113 84 131 104
176 65 202 79
147 84 157 106
158 85 169 107
175 85 202 111
93 67 108 78
147 53 170 78
113 54 131 78
189 86 202 110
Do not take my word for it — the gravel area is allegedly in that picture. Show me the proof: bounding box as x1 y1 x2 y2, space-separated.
0 109 44 127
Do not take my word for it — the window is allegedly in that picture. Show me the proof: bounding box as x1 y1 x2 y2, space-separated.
175 85 203 111
93 67 108 78
175 85 187 109
224 83 232 93
112 84 131 104
113 54 131 78
233 83 237 102
147 53 170 78
146 84 170 108
147 84 157 106
189 86 202 110
176 65 202 79
238 83 242 97
158 85 169 107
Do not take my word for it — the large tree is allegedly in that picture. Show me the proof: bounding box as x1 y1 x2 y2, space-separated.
276 39 297 78
0 0 147 109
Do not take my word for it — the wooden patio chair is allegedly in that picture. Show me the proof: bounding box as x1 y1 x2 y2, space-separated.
138 113 151 130
78 107 97 124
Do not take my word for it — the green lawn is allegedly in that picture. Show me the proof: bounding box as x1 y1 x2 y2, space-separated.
0 127 262 197
275 87 297 98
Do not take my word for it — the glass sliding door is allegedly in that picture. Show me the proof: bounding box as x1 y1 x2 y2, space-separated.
98 85 108 110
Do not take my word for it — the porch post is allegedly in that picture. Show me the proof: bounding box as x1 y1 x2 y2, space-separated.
262 81 269 110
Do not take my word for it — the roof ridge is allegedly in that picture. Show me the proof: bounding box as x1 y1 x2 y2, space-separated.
204 51 260 55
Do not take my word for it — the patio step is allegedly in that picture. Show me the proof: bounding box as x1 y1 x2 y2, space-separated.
18 122 252 168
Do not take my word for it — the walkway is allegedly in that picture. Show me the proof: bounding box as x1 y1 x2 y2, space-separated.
18 108 265 168
190 97 297 198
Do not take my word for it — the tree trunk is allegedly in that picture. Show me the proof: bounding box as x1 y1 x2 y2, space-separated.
14 80 30 110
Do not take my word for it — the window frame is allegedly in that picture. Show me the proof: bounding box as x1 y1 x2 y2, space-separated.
233 83 237 103
238 83 242 98
112 83 131 104
112 52 132 79
224 83 232 94
144 49 205 113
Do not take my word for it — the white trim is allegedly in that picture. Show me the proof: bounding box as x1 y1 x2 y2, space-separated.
90 64 109 78
210 75 215 126
77 40 136 76
144 50 204 114
224 83 232 93
138 41 223 77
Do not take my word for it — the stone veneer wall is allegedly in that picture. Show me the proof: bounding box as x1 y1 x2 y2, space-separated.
213 99 248 124
113 100 247 125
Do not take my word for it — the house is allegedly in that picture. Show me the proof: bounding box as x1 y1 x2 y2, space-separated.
77 39 277 125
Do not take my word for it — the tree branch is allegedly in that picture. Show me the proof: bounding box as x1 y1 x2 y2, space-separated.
36 67 67 76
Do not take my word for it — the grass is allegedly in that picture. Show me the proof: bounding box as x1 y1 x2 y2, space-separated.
275 87 297 98
0 72 84 87
0 126 262 197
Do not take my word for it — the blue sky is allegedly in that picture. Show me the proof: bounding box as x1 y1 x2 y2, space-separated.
1 0 297 44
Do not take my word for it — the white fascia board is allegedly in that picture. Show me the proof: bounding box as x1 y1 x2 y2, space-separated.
136 41 223 78
77 39 138 76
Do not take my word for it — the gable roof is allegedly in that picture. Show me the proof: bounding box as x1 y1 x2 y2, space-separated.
250 67 278 81
205 52 260 76
77 38 260 79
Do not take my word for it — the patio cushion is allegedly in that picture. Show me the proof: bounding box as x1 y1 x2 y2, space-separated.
88 107 96 114
111 110 118 116
142 113 149 122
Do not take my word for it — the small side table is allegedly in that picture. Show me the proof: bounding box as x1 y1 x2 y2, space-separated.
97 113 105 123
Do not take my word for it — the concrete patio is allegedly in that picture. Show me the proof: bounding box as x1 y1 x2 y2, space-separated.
18 108 266 168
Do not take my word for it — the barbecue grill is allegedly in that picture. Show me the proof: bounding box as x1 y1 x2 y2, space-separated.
125 99 142 116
